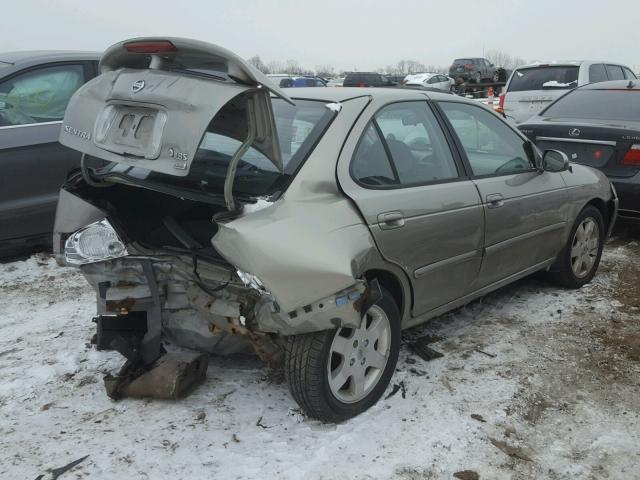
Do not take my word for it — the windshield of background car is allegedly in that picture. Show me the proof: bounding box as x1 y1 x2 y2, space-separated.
508 66 579 92
453 59 473 65
542 89 640 122
102 98 336 199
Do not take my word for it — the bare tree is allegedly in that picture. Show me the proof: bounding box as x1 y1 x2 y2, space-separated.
315 64 335 78
285 60 304 75
247 55 269 74
266 60 287 74
486 50 528 69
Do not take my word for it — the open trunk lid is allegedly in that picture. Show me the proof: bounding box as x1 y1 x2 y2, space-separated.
59 37 293 177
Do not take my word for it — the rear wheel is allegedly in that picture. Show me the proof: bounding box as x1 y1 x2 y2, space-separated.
284 288 401 422
548 205 605 288
492 71 500 83
473 72 482 83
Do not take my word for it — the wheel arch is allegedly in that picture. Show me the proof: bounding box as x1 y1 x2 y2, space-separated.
363 268 411 324
585 197 613 232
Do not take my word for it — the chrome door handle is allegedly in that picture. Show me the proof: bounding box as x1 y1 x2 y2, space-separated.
378 211 405 229
486 193 504 208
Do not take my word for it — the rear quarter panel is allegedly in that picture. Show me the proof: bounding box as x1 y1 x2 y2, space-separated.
559 163 615 238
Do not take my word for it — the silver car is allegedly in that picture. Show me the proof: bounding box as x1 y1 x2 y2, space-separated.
54 38 617 422
502 60 637 124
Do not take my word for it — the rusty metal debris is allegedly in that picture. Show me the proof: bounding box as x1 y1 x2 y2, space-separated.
104 352 208 400
409 336 444 362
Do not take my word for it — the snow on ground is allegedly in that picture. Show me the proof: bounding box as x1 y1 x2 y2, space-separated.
1 228 639 480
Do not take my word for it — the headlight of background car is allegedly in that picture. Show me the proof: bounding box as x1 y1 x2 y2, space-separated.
64 219 128 266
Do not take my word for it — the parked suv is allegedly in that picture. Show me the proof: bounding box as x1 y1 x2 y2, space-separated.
343 72 396 87
55 37 616 422
501 61 637 124
449 58 499 83
0 51 99 256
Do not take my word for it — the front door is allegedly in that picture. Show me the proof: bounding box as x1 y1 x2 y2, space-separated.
438 101 568 288
0 63 92 243
338 100 484 316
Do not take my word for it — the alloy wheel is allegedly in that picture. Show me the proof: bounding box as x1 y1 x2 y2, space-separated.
327 305 391 404
570 217 600 278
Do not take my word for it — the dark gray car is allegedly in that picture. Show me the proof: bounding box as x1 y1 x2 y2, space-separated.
449 57 499 83
0 51 99 256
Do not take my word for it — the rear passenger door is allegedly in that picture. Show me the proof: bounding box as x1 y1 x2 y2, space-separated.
338 100 485 316
588 64 608 83
438 101 568 288
0 62 94 243
605 64 625 81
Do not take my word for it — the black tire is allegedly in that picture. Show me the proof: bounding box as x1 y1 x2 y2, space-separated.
284 288 401 422
492 71 500 83
473 72 482 83
548 205 605 288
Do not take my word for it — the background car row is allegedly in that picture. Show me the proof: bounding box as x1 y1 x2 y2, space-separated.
0 49 638 259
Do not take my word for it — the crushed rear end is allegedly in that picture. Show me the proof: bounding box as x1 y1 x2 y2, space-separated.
53 38 374 400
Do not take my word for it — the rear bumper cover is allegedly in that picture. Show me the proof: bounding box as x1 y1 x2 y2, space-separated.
611 172 640 220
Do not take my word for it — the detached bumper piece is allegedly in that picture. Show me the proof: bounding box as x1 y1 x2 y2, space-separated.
98 259 208 400
104 352 208 400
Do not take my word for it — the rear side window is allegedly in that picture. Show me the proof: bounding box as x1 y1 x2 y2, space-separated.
508 66 579 92
588 64 608 83
623 67 637 80
351 102 459 187
606 65 625 80
542 89 640 122
0 64 85 126
439 102 532 176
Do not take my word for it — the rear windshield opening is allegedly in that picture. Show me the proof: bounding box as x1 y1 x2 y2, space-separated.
101 94 336 201
542 89 640 121
508 66 579 92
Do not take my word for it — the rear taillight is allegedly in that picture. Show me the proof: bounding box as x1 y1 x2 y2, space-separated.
623 144 640 165
124 40 177 53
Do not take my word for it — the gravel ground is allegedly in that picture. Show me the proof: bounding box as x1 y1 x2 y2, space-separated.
0 226 638 480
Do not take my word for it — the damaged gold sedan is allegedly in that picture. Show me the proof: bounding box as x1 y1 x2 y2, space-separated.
54 38 617 422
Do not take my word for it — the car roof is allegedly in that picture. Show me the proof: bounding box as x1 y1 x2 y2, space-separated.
0 50 100 67
579 79 639 90
0 50 100 77
280 86 457 103
515 60 632 70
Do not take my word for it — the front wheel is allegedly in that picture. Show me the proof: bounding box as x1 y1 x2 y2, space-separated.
284 288 401 422
548 205 605 288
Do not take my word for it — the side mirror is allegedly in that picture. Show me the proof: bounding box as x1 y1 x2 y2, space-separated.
542 149 570 172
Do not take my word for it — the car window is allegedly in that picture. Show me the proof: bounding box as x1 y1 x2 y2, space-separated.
351 123 397 186
588 64 608 83
0 64 85 126
606 65 625 80
622 67 637 80
542 89 640 122
108 98 336 198
439 102 532 176
427 76 437 84
352 102 459 187
508 66 579 92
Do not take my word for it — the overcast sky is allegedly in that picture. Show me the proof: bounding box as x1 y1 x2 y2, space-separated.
4 0 639 72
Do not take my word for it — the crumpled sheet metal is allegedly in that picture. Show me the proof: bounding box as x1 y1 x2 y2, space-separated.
212 197 376 314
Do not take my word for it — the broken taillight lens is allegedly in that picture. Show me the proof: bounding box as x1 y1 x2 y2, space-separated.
123 40 177 54
622 144 640 166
